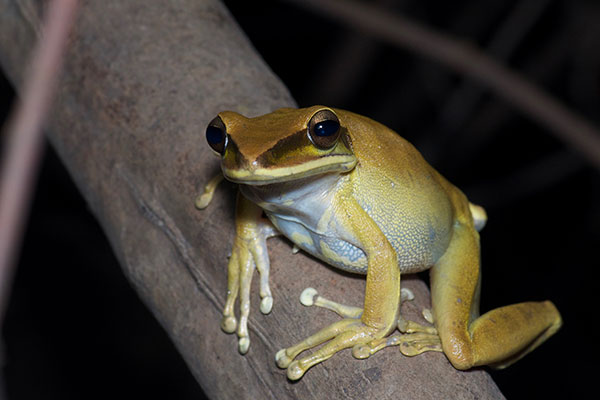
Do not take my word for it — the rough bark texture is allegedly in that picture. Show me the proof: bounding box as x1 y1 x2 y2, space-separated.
0 1 504 398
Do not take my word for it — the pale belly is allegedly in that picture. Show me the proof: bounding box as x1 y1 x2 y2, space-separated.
267 208 448 275
266 212 370 274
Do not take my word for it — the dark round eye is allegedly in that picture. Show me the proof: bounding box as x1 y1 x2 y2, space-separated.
307 109 341 149
206 116 227 155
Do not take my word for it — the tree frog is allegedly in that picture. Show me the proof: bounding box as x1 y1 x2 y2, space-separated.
197 105 562 380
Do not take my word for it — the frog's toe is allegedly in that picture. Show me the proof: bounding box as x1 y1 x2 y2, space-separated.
260 295 273 314
349 331 443 359
351 343 374 359
422 308 434 324
397 316 438 335
286 361 304 380
399 332 443 356
238 337 250 354
221 315 237 333
401 287 415 302
275 348 294 368
299 287 318 306
352 334 406 359
298 288 363 318
278 319 387 380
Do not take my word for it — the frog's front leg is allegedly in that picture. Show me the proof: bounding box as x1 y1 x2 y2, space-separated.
276 199 401 380
221 192 279 354
430 222 562 369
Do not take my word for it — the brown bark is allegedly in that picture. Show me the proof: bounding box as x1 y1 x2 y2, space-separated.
0 1 504 398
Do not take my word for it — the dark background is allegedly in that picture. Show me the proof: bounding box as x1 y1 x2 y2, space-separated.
1 0 599 398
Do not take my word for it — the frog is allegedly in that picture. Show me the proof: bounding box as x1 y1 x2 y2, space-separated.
197 105 562 380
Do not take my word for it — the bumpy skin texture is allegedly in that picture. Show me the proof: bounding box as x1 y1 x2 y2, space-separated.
204 105 562 380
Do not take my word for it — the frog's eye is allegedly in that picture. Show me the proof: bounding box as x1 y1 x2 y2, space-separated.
206 116 228 155
307 109 341 149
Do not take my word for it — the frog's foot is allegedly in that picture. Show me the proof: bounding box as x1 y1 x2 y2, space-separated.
220 210 279 354
299 287 415 319
275 318 392 380
348 312 439 360
393 309 441 356
352 330 443 359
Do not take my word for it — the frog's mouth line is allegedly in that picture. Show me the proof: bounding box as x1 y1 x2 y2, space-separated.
222 154 357 185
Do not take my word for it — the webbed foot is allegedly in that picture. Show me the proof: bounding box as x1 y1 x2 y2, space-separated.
279 286 442 376
350 331 442 359
276 318 392 380
350 315 442 359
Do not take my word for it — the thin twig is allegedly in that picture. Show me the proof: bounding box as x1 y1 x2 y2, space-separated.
282 0 600 170
456 30 570 168
0 0 79 323
422 0 553 164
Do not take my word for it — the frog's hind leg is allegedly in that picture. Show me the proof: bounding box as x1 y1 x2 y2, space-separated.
276 285 415 372
298 287 442 359
430 223 562 369
356 300 443 359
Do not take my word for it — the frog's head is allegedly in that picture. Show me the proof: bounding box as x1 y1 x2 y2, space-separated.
205 106 357 185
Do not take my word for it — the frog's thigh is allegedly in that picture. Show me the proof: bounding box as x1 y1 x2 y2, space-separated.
430 224 562 369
